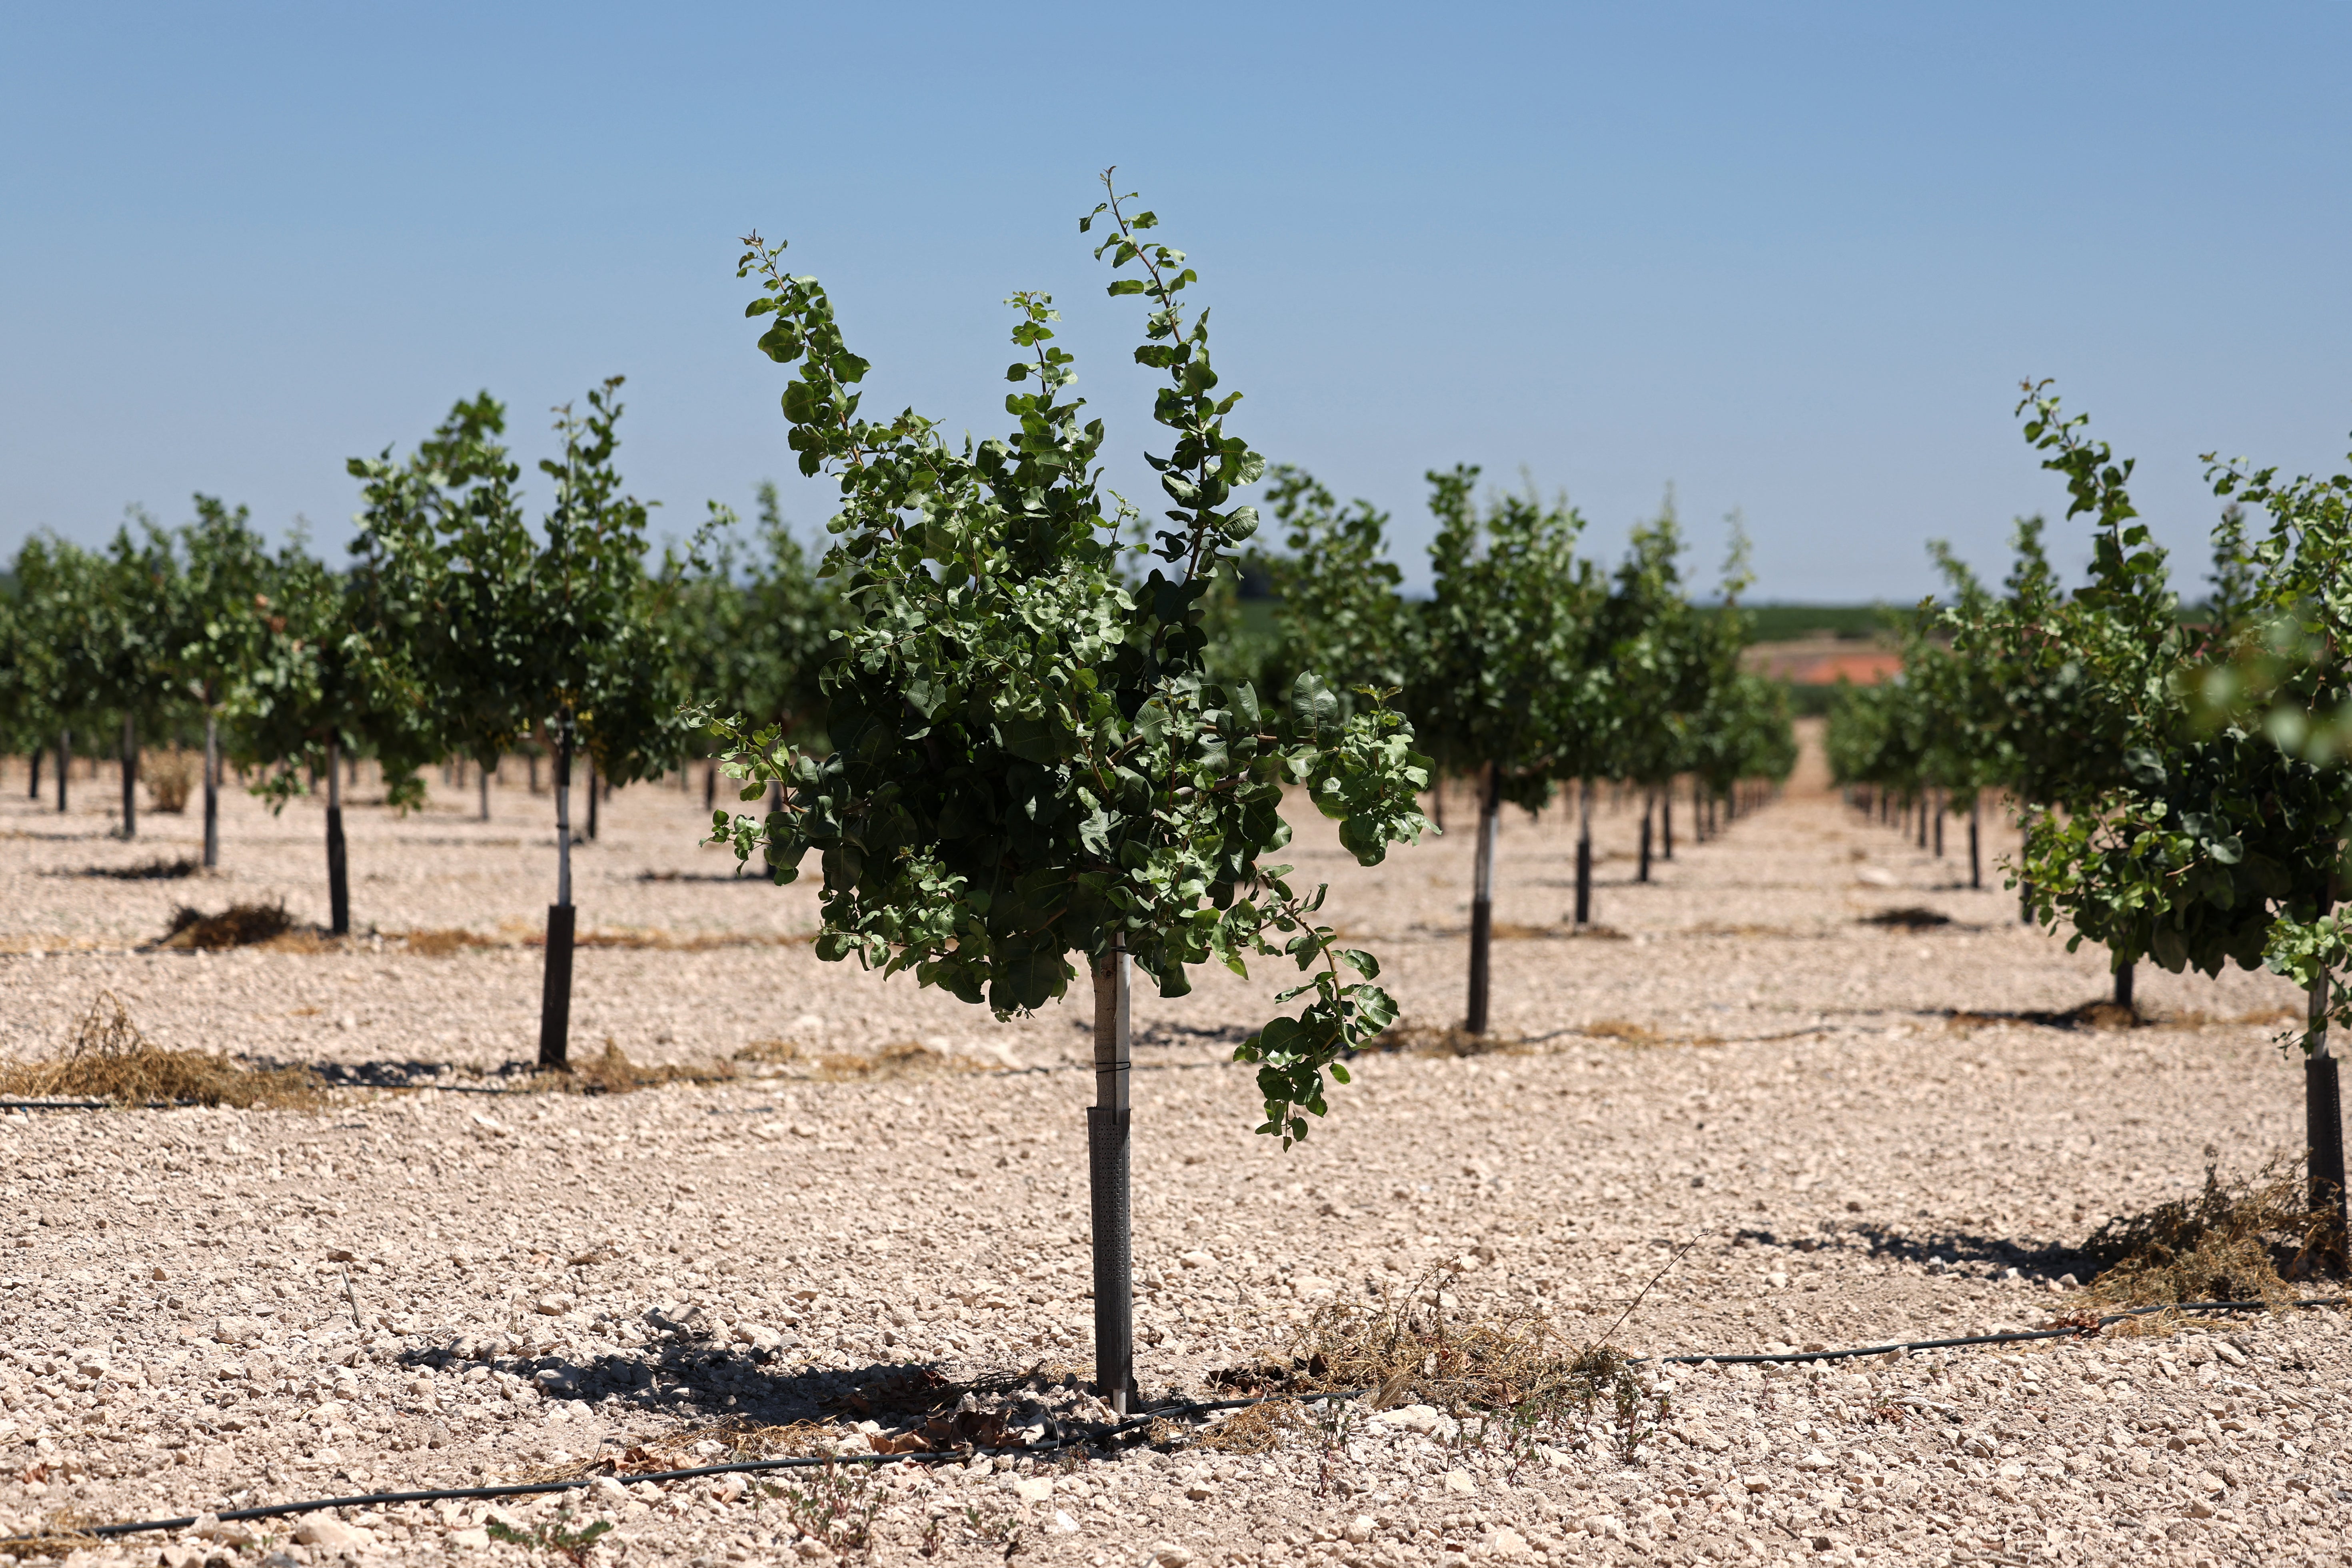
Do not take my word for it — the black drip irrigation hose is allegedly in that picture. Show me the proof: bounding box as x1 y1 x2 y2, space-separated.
52 1294 2347 1544
1641 1295 2348 1366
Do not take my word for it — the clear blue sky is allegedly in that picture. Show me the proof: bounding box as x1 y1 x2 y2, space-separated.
4 2 2348 601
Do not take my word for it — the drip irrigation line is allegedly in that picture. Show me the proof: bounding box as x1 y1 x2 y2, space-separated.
1641 1296 2348 1366
73 1391 1337 1541
57 1294 2346 1545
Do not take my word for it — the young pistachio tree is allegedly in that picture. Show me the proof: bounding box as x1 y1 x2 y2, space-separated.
1406 469 1603 1033
705 180 1430 1408
371 383 688 1064
91 518 183 840
2193 440 2352 1260
1 535 88 810
234 523 440 936
1998 386 2352 1259
1260 465 1419 713
170 497 276 868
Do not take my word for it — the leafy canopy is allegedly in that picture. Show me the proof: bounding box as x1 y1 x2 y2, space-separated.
704 176 1433 1144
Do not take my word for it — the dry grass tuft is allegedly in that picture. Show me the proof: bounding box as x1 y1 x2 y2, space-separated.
0 992 320 1109
733 1038 985 1081
1368 1022 1525 1057
394 926 813 957
1209 1283 1668 1463
526 1041 735 1096
0 1516 101 1561
2080 1148 2331 1309
1190 1397 1304 1454
402 928 488 957
145 749 198 813
160 899 293 950
1285 1287 1583 1413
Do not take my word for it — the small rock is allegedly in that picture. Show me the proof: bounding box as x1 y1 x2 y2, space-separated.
589 1476 629 1505
1152 1544 1193 1568
448 1527 490 1548
1582 1515 1626 1540
326 1248 356 1263
306 1400 348 1425
2215 1341 2248 1368
793 1539 831 1559
1179 1250 1215 1270
1444 1468 1476 1495
1672 1418 1730 1453
1742 1476 1771 1494
534 1294 576 1316
1051 1510 1079 1534
1346 1515 1375 1544
1795 1448 1834 1472
212 1316 265 1346
1764 1271 1790 1289
1962 1433 1996 1459
1184 1479 1215 1500
293 1518 362 1550
1013 1476 1053 1503
2188 1499 2217 1519
1488 1527 1530 1558
2193 1470 2226 1493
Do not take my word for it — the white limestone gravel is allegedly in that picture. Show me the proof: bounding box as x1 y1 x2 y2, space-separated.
1 733 2347 1567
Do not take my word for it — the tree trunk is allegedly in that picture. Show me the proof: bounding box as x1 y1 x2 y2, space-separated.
586 758 600 841
57 729 70 814
478 757 492 822
1661 785 1673 860
530 751 541 794
1968 799 1981 891
2020 812 2036 925
1933 793 1944 857
1466 763 1501 1035
761 780 783 877
120 713 138 839
2113 961 2134 1012
1693 776 1706 843
325 740 350 937
539 729 576 1071
704 763 716 813
1089 934 1136 1412
1431 777 1446 835
1575 779 1595 927
203 713 221 869
26 746 38 800
1637 791 1653 883
2308 951 2347 1272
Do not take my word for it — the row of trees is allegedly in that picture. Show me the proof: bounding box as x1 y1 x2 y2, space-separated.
1217 468 1796 1032
0 381 833 1070
1827 382 2352 1262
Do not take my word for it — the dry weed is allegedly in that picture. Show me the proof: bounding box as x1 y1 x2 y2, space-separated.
145 750 197 813
734 1039 983 1082
2080 1147 2330 1308
526 1041 734 1096
0 1514 100 1561
1369 1022 1525 1057
0 993 320 1109
159 900 293 950
1190 1397 1303 1454
396 927 811 957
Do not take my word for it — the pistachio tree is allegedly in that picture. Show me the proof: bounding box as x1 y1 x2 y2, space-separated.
1982 386 2352 1261
367 383 688 1064
170 497 276 867
1406 469 1603 1033
705 178 1430 1407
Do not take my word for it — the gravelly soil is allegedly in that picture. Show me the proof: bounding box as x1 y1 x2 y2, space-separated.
2 737 2346 1568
